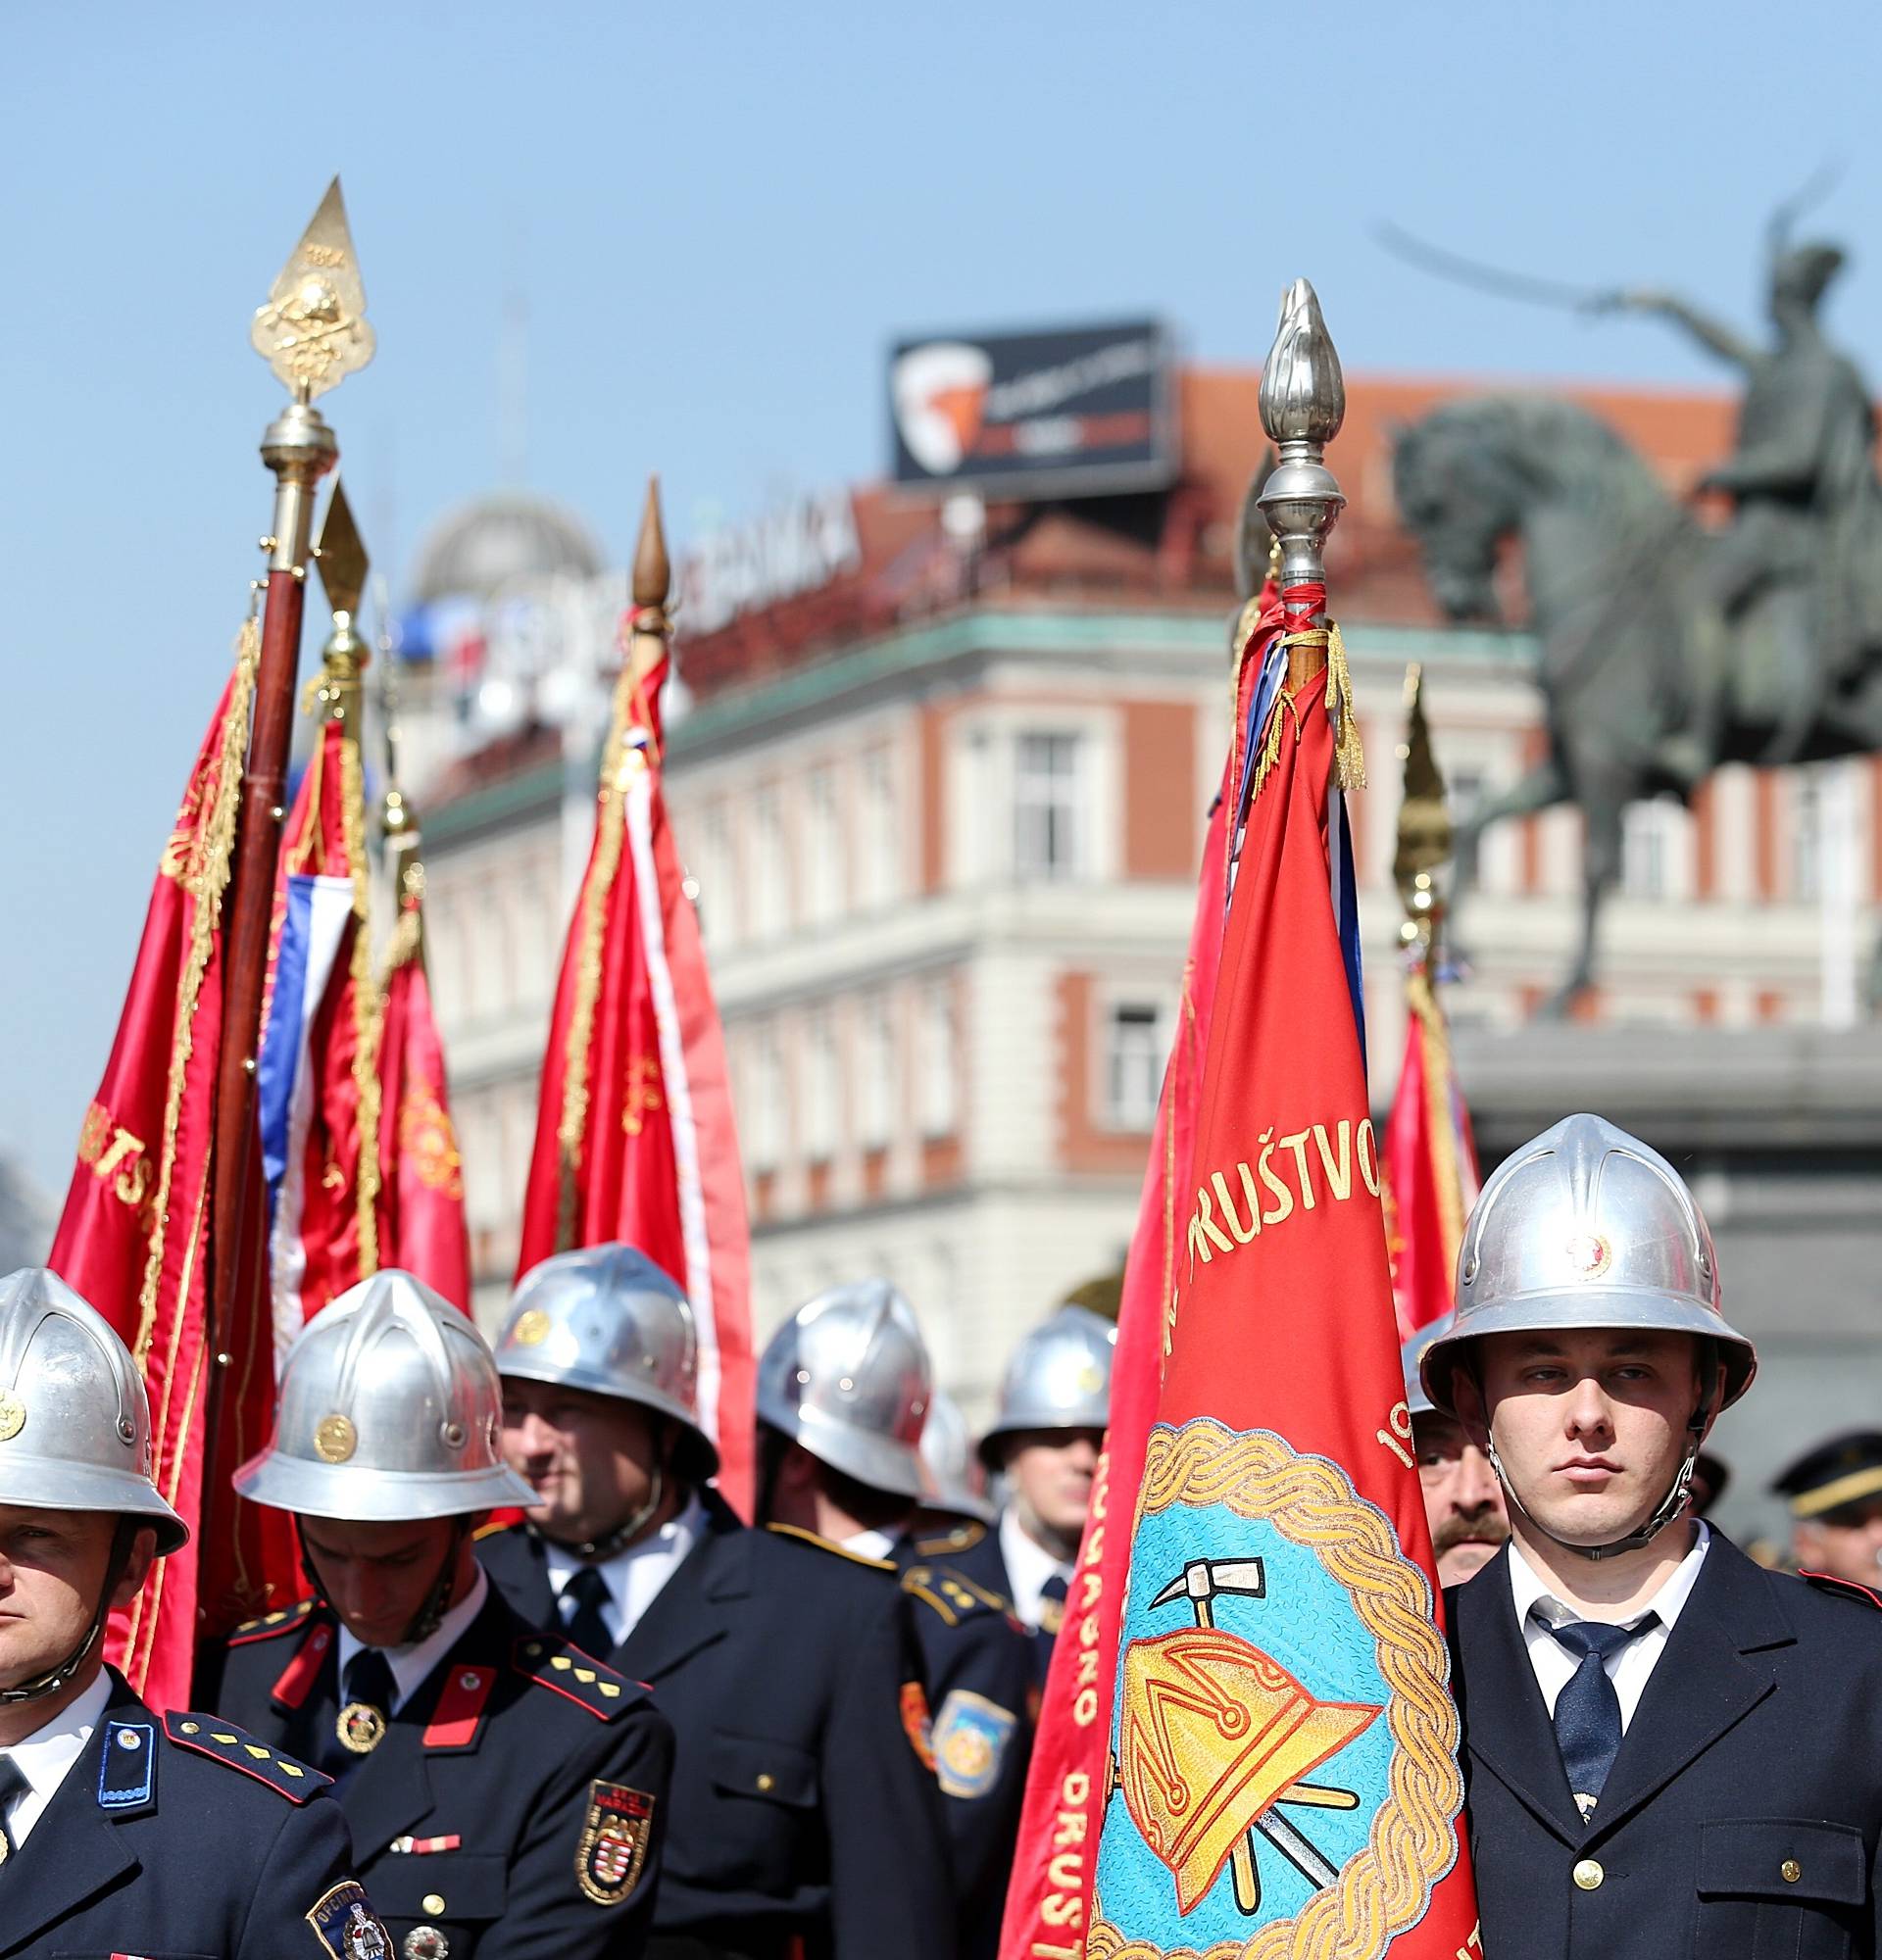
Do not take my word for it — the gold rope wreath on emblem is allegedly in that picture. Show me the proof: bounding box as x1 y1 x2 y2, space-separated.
1090 1419 1462 1960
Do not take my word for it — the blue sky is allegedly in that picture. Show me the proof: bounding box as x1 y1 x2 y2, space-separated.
6 0 1882 1198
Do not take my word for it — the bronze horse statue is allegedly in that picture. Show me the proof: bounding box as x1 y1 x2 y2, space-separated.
1392 395 1882 1011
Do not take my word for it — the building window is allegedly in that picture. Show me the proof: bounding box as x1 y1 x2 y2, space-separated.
1793 770 1823 901
748 1025 784 1171
751 787 788 940
859 997 895 1150
919 983 957 1138
1621 800 1685 902
806 766 843 924
691 803 736 949
863 748 898 906
1015 732 1083 882
804 1011 839 1161
1104 1002 1165 1131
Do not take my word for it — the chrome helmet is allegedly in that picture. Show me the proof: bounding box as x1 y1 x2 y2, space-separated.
235 1269 535 1521
978 1304 1115 1467
1418 1112 1756 1561
756 1280 930 1501
0 1268 187 1553
1419 1112 1756 1418
917 1389 996 1526
1401 1314 1452 1422
497 1244 718 1478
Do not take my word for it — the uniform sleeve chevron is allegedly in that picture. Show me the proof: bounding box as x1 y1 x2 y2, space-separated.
510 1635 639 1718
163 1711 330 1801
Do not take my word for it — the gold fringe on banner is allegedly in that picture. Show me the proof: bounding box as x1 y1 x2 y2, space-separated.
338 726 381 1277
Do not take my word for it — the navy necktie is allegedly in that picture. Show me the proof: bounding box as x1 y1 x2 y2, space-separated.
0 1752 26 1862
561 1565 617 1659
1539 1611 1659 1820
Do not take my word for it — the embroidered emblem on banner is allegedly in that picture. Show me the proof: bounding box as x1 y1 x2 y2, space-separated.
1090 1418 1462 1958
932 1690 1016 1800
307 1881 393 1960
574 1780 654 1906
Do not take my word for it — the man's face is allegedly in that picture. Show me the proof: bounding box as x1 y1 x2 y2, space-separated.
300 1516 460 1648
0 1507 152 1693
1463 1329 1707 1551
1793 1499 1882 1587
500 1378 660 1546
1412 1409 1509 1585
1003 1429 1102 1541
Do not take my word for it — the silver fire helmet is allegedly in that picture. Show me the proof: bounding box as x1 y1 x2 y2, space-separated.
1402 1315 1453 1421
496 1244 718 1478
235 1269 536 1522
756 1280 930 1501
0 1268 187 1554
917 1389 996 1526
1419 1112 1757 1418
978 1304 1116 1468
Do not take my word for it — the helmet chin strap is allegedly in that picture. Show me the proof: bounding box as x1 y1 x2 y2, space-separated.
1 1518 138 1706
544 1464 667 1565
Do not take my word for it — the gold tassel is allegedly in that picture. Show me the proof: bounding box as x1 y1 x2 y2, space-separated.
1323 620 1367 792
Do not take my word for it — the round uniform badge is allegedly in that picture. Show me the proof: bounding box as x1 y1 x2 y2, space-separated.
403 1926 449 1960
0 1394 27 1443
336 1699 388 1754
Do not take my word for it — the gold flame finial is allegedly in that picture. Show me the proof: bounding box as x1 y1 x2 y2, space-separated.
251 177 375 402
1393 664 1453 952
632 475 670 613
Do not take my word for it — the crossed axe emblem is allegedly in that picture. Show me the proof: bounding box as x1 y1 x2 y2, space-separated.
1118 1557 1362 1915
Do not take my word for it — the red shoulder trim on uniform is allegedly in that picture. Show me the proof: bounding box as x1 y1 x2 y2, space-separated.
270 1619 335 1711
423 1662 496 1749
1802 1568 1882 1609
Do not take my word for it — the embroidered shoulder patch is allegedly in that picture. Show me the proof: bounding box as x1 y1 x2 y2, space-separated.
511 1636 635 1719
308 1880 393 1960
97 1720 156 1810
164 1710 330 1801
575 1780 656 1906
229 1596 318 1643
764 1522 896 1571
931 1689 1017 1800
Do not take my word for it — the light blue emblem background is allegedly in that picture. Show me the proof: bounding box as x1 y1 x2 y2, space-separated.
1092 1435 1407 1946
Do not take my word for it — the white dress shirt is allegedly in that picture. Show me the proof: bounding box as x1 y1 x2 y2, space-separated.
0 1671 112 1849
544 1496 707 1651
336 1566 490 1713
841 1527 899 1564
1509 1520 1711 1732
1000 1508 1073 1633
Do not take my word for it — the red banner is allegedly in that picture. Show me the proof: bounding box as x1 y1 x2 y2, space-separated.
517 638 756 1516
1383 964 1480 1340
1086 616 1478 1953
375 864 471 1310
49 624 296 1707
997 593 1276 1960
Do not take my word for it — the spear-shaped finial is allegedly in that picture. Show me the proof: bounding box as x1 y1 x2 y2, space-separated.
1393 664 1453 956
251 177 375 404
1257 279 1347 656
627 475 671 683
312 480 370 725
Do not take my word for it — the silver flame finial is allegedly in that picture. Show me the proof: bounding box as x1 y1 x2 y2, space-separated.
1257 278 1346 605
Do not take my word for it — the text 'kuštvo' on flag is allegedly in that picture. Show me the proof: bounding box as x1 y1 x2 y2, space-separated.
49 621 296 1708
1087 281 1478 1959
516 481 756 1516
996 575 1277 1960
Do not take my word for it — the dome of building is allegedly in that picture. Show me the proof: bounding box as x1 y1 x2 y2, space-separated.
409 492 605 604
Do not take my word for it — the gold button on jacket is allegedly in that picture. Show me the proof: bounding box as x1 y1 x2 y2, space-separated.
1571 1858 1604 1891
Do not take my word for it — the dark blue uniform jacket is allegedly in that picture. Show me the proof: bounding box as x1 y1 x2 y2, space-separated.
0 1669 375 1960
1449 1533 1882 1960
894 1538 1035 1960
200 1583 673 1960
478 1499 956 1960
